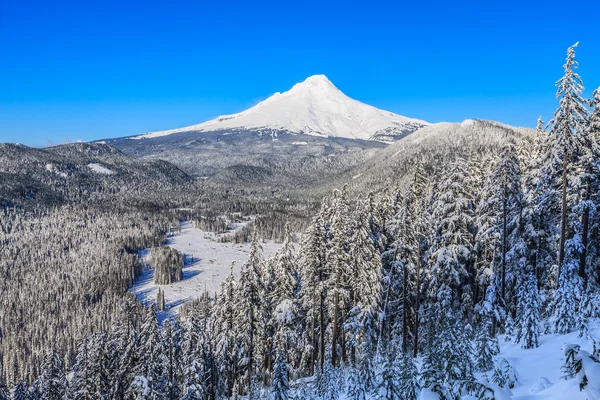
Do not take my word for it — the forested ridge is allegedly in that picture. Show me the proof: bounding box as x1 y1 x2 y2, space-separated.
1 43 600 399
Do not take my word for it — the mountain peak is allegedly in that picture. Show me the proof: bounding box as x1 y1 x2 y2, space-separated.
133 76 429 141
298 74 335 87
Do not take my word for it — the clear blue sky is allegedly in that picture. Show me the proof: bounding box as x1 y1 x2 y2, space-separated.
1 0 599 147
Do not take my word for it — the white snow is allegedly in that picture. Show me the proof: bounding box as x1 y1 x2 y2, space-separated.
87 163 114 175
492 321 600 400
130 221 281 319
132 75 429 141
45 163 68 178
291 141 309 145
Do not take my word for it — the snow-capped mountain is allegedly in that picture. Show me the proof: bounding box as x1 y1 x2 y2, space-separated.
132 75 429 142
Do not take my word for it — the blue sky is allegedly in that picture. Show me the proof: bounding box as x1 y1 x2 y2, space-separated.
1 0 599 147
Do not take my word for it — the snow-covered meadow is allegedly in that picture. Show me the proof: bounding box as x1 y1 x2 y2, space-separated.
130 221 282 319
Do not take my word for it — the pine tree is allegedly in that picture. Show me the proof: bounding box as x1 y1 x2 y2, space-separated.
273 222 297 307
473 308 499 372
429 158 474 310
548 42 589 281
36 352 67 400
586 88 600 281
89 333 111 399
213 263 237 397
375 353 401 400
421 308 474 398
297 201 329 373
236 226 264 390
504 313 515 342
516 272 541 349
397 355 419 400
72 336 94 400
346 199 382 360
270 350 289 400
12 381 30 400
346 364 367 400
551 260 579 334
327 187 352 367
125 376 153 400
136 306 165 397
0 379 9 400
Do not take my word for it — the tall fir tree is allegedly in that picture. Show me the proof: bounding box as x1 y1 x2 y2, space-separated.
516 272 541 349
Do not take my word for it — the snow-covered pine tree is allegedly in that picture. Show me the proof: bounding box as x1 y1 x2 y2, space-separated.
429 157 474 312
346 363 367 400
213 263 237 397
296 201 329 373
89 333 111 399
135 305 165 397
236 226 264 390
315 362 339 400
110 297 142 399
515 272 541 349
270 349 289 400
504 313 515 342
72 336 94 400
547 42 589 281
261 256 278 379
273 222 297 307
550 250 579 334
125 376 153 400
525 117 560 293
36 352 67 400
347 198 381 359
326 187 352 367
397 354 419 400
384 161 429 355
161 318 182 400
271 223 299 371
0 379 9 400
586 88 600 282
12 381 30 400
375 353 401 400
473 305 499 373
421 305 474 398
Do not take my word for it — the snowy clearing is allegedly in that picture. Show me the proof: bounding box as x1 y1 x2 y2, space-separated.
130 221 282 320
87 163 114 174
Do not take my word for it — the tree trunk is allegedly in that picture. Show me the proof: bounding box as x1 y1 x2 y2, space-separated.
558 150 569 283
319 291 325 370
248 305 254 389
311 309 317 375
331 292 339 367
501 192 507 302
341 307 347 365
579 173 591 284
168 325 174 400
402 264 408 354
412 247 421 358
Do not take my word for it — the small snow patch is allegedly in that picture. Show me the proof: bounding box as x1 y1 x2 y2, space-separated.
291 141 308 145
45 163 68 178
530 377 553 394
87 163 114 175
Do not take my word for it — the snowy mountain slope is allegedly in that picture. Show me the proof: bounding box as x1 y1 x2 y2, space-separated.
131 75 429 142
332 119 536 197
